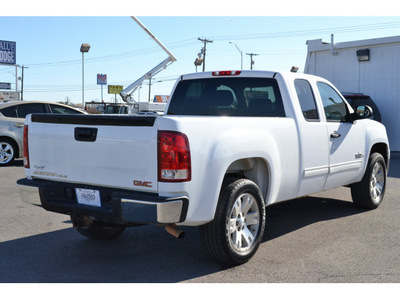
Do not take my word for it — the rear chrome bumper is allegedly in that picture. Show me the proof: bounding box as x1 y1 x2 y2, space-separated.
17 178 188 224
18 179 42 206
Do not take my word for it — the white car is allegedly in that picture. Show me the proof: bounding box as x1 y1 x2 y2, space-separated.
0 101 85 166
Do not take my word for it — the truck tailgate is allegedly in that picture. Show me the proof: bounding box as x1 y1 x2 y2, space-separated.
26 114 158 193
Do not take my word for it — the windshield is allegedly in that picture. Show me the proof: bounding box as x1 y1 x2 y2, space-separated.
167 77 285 117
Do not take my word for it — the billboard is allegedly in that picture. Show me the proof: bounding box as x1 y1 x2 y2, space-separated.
108 85 123 94
97 74 107 85
0 40 16 65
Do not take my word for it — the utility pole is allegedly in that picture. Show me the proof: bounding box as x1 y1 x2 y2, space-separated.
246 53 259 70
198 38 213 72
20 65 28 101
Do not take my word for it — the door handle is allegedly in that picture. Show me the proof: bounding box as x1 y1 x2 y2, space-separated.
330 132 341 138
13 122 25 128
74 127 98 142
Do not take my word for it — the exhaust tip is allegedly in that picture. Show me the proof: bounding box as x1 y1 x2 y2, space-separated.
165 224 185 239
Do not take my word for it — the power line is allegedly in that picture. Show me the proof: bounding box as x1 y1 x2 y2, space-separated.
10 21 400 70
209 21 400 41
21 39 198 68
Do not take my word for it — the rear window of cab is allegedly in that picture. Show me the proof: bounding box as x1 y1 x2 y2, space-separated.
167 77 285 117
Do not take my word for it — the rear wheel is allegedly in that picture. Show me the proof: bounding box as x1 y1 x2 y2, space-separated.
0 138 17 166
351 153 387 209
200 178 266 265
71 215 126 240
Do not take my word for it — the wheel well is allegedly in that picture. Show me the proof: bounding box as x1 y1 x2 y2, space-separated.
225 157 269 203
0 136 19 158
370 143 389 167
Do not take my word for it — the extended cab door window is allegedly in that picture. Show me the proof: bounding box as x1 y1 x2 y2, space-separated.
294 79 319 121
317 82 348 122
293 79 329 197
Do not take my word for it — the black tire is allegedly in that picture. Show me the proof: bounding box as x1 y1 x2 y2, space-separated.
71 216 126 240
351 153 387 210
199 177 266 265
0 138 17 166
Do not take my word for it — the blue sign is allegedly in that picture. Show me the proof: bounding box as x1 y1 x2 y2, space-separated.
0 40 16 65
97 73 107 85
0 82 11 90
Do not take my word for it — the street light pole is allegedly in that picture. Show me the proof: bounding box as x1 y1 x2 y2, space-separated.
80 43 90 109
229 42 243 70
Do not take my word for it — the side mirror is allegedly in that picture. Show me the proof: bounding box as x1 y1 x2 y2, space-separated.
351 105 373 122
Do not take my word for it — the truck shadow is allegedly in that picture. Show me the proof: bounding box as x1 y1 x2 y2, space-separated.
0 197 365 283
263 196 363 243
1 159 23 168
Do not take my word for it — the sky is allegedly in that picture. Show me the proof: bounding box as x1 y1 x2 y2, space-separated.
1 1 400 106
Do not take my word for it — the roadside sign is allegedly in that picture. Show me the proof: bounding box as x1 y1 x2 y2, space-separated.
0 91 19 101
0 40 16 65
108 85 123 94
0 82 11 90
97 74 107 85
154 95 169 103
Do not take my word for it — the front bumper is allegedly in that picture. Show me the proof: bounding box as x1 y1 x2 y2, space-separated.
17 178 188 224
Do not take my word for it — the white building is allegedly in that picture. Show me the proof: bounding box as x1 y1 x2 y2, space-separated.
304 35 400 151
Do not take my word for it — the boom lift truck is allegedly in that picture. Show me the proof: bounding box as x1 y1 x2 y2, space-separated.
120 17 177 115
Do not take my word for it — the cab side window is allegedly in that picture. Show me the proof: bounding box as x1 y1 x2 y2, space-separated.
294 79 319 121
317 82 348 122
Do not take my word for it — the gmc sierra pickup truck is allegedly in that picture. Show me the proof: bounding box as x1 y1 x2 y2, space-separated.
17 70 390 265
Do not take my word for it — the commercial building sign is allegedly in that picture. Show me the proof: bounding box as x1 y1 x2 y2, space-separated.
0 82 11 90
108 85 123 94
0 91 19 101
0 40 16 65
97 73 107 85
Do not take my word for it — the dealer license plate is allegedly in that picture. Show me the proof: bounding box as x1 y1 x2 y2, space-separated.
76 188 101 207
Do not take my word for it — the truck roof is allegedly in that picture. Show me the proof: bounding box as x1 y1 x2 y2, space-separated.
179 70 328 82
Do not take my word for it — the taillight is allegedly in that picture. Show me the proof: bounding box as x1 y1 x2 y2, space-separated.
212 70 241 76
23 125 30 168
158 131 191 182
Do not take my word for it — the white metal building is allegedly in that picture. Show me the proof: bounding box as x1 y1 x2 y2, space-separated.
304 35 400 151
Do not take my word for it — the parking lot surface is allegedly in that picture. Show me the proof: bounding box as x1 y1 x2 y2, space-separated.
1 155 400 283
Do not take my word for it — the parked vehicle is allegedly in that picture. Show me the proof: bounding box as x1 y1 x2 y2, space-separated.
0 101 85 166
17 71 390 265
84 102 128 114
342 93 382 122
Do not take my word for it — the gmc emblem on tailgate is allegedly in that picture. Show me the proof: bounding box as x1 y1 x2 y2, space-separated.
133 180 153 188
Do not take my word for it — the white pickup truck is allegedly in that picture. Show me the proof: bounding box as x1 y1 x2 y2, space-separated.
17 70 390 265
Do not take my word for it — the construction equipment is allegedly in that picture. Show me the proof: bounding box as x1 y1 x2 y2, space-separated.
120 17 177 106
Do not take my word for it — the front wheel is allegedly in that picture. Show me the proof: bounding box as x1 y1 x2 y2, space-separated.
200 178 266 265
351 153 387 209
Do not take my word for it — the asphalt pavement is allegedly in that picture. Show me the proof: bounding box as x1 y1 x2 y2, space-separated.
1 155 400 283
